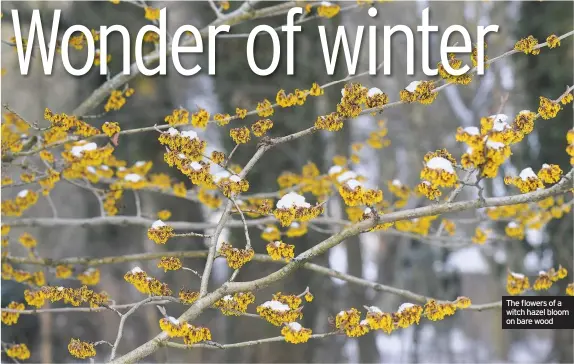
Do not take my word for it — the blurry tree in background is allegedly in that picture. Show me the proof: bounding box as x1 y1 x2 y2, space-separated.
1 1 573 363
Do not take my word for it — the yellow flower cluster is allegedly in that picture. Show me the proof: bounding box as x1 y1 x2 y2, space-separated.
533 265 568 291
438 54 472 85
394 216 438 236
514 35 540 55
317 2 340 18
214 292 255 315
546 34 561 48
267 240 295 261
416 181 441 201
338 180 383 207
230 127 251 144
104 88 134 112
184 325 212 345
198 188 222 209
274 203 323 227
420 150 458 187
399 81 438 105
364 307 394 334
158 256 182 272
507 271 530 295
1 301 25 325
567 283 574 296
472 227 489 244
165 108 189 126
394 303 423 328
335 308 370 337
159 317 212 345
504 166 554 193
235 107 247 119
256 99 274 117
471 43 489 68
1 189 39 217
159 317 189 337
1 112 30 154
538 96 561 119
2 264 45 286
241 198 273 218
423 300 457 321
35 285 109 308
173 290 198 306
315 112 344 131
144 6 161 20
276 88 308 107
309 82 324 96
251 119 274 137
505 222 524 240
179 160 212 186
77 268 100 286
158 127 206 161
19 232 37 249
44 108 100 140
257 294 303 326
191 108 210 128
68 338 96 359
25 289 47 307
567 128 574 165
218 175 250 198
457 112 539 178
365 88 389 110
157 209 171 220
104 189 123 216
282 322 312 344
286 222 308 237
147 220 174 244
124 267 172 296
338 83 368 118
214 113 232 126
261 225 281 241
218 243 254 269
38 169 61 195
537 163 562 184
5 344 30 360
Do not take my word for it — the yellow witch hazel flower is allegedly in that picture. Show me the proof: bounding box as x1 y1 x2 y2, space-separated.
158 127 206 161
266 240 295 261
420 155 458 188
335 308 370 337
338 178 383 207
505 221 525 240
399 80 438 105
423 299 457 322
257 299 302 326
261 225 281 241
317 1 340 18
274 192 323 227
537 163 562 184
507 271 530 295
68 338 96 359
365 87 389 109
214 292 255 315
393 303 423 328
5 343 30 360
286 221 308 237
365 306 394 334
147 220 174 244
214 172 249 197
282 322 312 344
218 242 254 269
504 167 544 193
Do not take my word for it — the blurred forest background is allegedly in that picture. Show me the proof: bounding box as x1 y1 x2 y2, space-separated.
1 1 573 363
